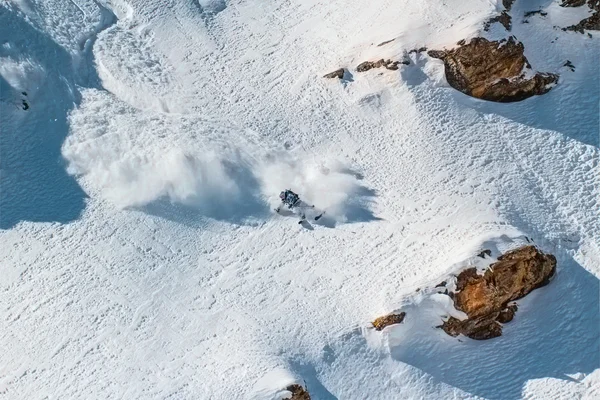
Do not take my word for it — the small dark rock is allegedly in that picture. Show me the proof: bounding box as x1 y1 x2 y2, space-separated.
372 312 406 331
285 384 311 400
22 100 29 110
408 46 428 54
21 91 27 96
497 304 518 323
484 11 512 31
377 39 395 47
323 68 345 79
357 59 402 72
564 60 576 71
503 0 515 11
524 10 548 18
435 281 447 288
477 249 492 258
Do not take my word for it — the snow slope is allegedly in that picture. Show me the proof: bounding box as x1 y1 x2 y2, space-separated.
1 0 598 399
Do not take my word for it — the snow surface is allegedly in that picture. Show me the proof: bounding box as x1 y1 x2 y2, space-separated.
1 0 599 398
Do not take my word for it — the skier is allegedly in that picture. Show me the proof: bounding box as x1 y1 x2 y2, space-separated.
275 189 324 223
275 189 301 212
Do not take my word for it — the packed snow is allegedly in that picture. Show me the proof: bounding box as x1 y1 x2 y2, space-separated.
1 0 598 399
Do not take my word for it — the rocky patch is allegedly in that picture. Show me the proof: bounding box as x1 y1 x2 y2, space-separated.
356 58 407 72
440 246 556 340
285 383 310 400
428 37 558 102
372 312 406 331
484 11 512 31
284 384 311 400
562 0 600 33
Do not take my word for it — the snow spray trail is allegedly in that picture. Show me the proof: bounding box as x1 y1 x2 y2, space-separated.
257 155 379 225
64 89 378 226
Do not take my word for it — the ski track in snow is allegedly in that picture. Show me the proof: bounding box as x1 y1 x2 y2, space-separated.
1 0 599 399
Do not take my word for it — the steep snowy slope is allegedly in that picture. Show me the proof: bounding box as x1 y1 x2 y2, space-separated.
1 0 598 399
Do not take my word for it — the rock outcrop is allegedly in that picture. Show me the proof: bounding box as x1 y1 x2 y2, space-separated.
562 0 600 32
440 246 556 340
372 312 406 331
284 384 311 400
323 68 345 79
428 37 558 102
356 58 407 72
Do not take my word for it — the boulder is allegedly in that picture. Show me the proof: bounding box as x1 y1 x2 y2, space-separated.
428 37 558 102
372 312 406 331
323 68 345 79
441 246 556 340
284 384 311 400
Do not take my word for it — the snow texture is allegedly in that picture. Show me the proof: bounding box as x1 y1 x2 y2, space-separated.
1 0 599 399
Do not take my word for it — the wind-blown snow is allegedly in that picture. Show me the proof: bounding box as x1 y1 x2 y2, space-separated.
1 0 598 399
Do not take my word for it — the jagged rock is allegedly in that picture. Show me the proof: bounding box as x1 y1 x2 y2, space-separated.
408 46 428 54
323 68 345 79
524 10 548 18
428 37 558 102
561 0 587 7
484 11 512 31
284 384 311 400
503 0 515 11
441 315 503 340
372 312 406 331
562 0 600 32
435 281 447 287
477 249 492 258
497 304 518 323
356 59 403 72
440 246 556 340
564 60 576 71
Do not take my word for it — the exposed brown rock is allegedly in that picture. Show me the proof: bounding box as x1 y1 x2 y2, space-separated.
442 316 503 340
440 246 556 340
484 11 512 31
562 0 600 32
372 312 406 331
428 37 558 102
356 59 404 72
323 68 345 79
284 384 311 400
497 304 518 323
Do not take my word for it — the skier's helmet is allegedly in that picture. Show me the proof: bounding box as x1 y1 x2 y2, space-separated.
279 191 286 200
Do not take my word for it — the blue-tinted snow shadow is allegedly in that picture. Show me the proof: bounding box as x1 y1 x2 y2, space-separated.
315 184 381 228
141 161 271 226
390 248 599 400
287 360 338 400
451 82 599 147
0 8 93 229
